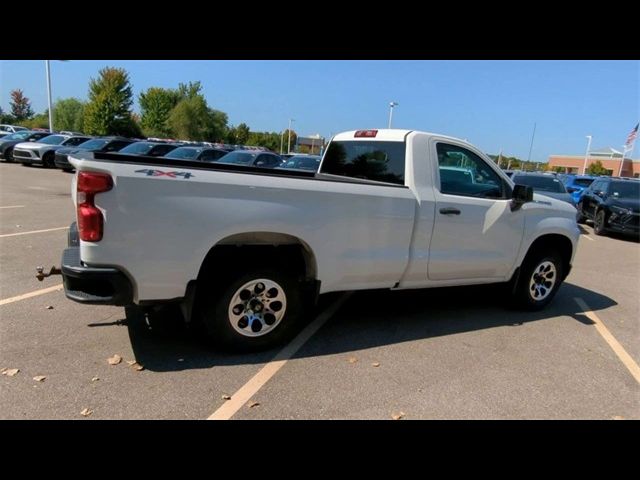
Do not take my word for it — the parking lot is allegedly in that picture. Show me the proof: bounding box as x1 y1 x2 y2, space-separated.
1 162 638 419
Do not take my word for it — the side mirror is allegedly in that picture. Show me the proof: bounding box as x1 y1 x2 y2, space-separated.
566 186 578 193
511 184 533 211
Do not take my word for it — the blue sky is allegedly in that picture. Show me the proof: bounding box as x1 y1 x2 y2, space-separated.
1 60 638 161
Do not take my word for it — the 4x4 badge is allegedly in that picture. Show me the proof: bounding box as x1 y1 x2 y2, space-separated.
135 169 194 179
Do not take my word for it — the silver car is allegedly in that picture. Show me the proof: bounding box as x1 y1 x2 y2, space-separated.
13 134 92 168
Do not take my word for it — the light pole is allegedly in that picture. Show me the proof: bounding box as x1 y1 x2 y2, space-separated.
280 131 284 155
388 102 398 128
45 60 53 132
582 135 592 175
287 118 295 154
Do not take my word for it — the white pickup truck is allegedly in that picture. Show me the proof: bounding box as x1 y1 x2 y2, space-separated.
50 129 580 351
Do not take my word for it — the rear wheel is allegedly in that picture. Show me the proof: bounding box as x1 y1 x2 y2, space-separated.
199 268 302 352
593 210 607 236
511 250 564 311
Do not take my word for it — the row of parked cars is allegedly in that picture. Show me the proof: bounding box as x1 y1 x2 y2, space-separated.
502 170 639 238
0 129 322 173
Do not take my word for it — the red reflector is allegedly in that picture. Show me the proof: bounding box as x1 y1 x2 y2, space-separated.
76 172 112 242
354 130 378 138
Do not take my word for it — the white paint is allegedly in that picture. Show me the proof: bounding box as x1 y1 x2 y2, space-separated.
0 205 25 209
0 226 68 238
0 284 63 306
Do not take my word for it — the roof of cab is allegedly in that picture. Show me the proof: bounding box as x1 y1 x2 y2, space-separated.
332 129 468 144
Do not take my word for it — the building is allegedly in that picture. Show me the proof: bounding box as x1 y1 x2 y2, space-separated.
547 147 640 177
295 134 325 155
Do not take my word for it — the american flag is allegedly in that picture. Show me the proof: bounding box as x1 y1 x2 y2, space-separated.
625 123 638 148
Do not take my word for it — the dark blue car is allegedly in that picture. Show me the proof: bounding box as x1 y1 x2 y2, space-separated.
562 174 596 204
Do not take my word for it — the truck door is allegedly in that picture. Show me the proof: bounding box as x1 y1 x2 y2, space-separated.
427 141 524 280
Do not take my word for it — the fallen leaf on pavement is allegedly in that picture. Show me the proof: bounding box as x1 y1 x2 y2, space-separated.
80 408 93 417
3 369 19 377
248 401 260 408
126 360 136 366
348 357 357 364
372 362 381 367
107 354 122 365
0 368 6 374
612 415 625 420
392 411 406 420
33 376 46 382
46 305 54 310
130 362 144 371
222 395 231 400
91 377 99 382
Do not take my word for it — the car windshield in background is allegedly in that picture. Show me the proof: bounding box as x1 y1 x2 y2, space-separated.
321 141 406 185
165 147 202 160
283 156 321 170
574 178 595 187
3 132 31 141
38 135 67 145
77 138 108 150
119 143 155 155
610 181 640 199
513 175 566 193
217 151 257 165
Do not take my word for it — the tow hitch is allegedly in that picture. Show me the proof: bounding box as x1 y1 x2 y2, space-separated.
36 266 62 281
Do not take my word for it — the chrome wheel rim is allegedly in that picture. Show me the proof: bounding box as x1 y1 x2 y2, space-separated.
529 261 556 301
595 212 604 231
228 278 287 337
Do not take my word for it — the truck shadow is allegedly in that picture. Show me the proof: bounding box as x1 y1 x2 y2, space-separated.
122 282 617 372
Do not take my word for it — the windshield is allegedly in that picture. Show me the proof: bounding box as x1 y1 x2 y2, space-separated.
217 151 257 165
610 181 640 199
118 142 155 155
38 135 67 145
513 175 566 193
321 140 406 185
2 131 31 141
165 147 202 160
574 178 595 187
76 138 108 150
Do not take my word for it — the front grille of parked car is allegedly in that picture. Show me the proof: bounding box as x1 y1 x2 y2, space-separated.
13 150 34 159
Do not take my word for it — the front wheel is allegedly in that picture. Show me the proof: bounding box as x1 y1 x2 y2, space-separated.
593 210 607 236
199 269 303 352
4 147 14 163
511 251 564 311
43 151 55 168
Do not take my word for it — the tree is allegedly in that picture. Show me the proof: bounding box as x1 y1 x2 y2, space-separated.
22 111 50 130
586 160 609 176
10 89 34 121
53 98 85 132
139 87 181 137
227 122 250 144
177 81 203 100
83 67 139 136
167 96 212 141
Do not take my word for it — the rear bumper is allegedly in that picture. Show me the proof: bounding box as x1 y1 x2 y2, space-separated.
61 223 134 306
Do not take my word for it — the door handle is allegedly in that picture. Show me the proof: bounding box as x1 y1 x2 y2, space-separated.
439 207 461 215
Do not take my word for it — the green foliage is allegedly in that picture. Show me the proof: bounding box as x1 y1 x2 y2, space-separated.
0 105 15 124
22 111 50 129
586 160 609 176
177 81 203 100
10 89 34 121
227 123 250 144
53 98 85 132
139 87 181 137
83 67 138 136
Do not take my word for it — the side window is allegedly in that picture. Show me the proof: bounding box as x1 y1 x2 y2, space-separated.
108 141 130 151
65 137 87 146
436 143 506 199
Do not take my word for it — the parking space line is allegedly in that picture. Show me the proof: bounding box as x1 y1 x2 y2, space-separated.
581 235 595 241
0 226 68 238
575 297 640 384
208 292 353 420
0 205 25 209
0 284 63 306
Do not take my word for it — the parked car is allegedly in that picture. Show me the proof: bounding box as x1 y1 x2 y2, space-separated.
0 124 28 138
14 134 92 168
164 146 229 162
577 177 640 236
0 131 52 162
55 137 136 171
117 141 181 157
277 155 321 171
512 172 574 206
561 174 596 204
52 128 579 352
216 150 283 168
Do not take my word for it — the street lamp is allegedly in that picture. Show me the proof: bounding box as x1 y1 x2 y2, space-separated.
287 118 295 154
582 135 592 175
45 60 53 132
388 102 398 128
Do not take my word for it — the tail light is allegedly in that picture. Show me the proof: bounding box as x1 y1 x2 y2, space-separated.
77 172 113 242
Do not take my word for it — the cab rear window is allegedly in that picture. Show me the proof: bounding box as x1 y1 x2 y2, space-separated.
321 141 406 185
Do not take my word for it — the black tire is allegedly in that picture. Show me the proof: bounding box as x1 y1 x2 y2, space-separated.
511 250 564 311
198 268 303 352
62 168 74 173
593 209 607 236
4 147 14 163
43 151 55 168
576 203 587 224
